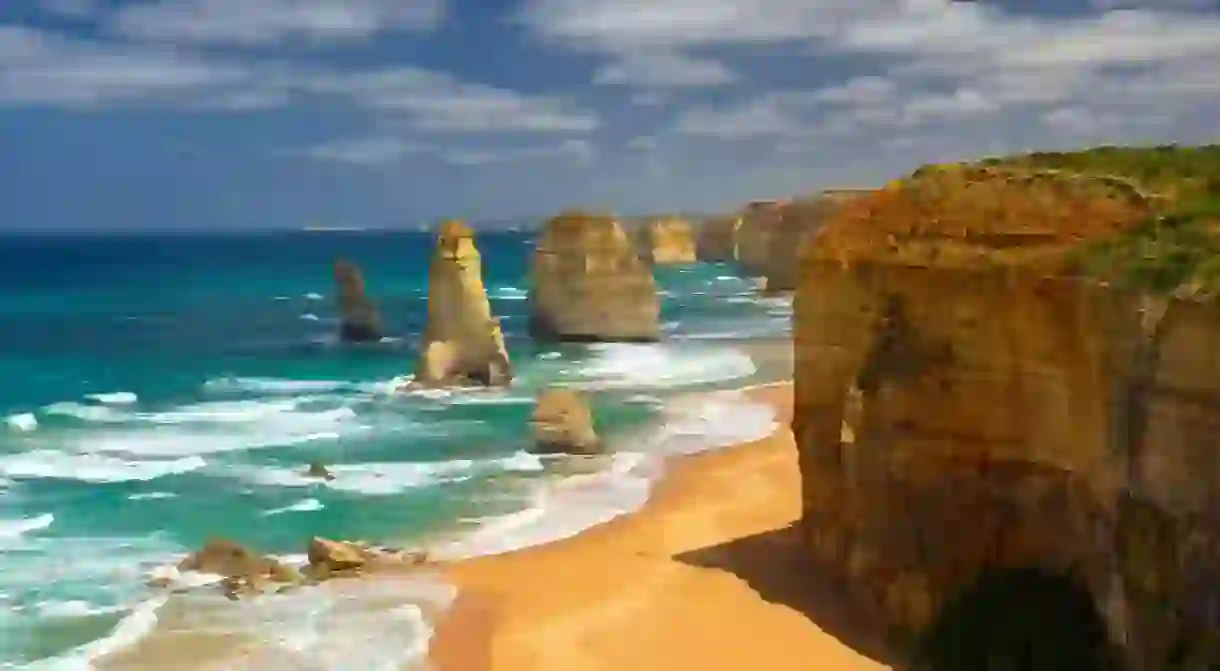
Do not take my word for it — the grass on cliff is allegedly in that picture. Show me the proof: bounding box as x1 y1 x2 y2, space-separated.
977 145 1220 297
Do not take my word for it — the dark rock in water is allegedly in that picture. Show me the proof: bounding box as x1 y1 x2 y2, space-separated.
333 259 384 343
304 461 335 481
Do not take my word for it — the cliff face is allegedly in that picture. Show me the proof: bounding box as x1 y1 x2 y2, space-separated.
634 216 698 264
695 214 741 262
791 165 1220 668
333 259 383 342
415 220 511 387
735 200 787 276
529 211 660 342
761 190 871 293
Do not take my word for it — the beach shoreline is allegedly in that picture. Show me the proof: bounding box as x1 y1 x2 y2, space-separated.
426 381 893 671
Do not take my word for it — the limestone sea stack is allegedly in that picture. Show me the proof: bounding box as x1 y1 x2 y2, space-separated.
760 189 871 293
333 259 383 342
530 388 600 454
528 211 660 342
634 216 698 264
789 160 1220 668
734 200 788 276
414 220 512 387
695 214 742 262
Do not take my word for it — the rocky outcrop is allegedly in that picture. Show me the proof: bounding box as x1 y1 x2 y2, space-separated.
761 189 871 293
634 216 697 264
415 220 512 387
529 211 660 342
530 388 600 454
304 461 334 481
695 214 741 262
177 538 299 597
333 259 383 342
792 164 1220 668
734 200 787 276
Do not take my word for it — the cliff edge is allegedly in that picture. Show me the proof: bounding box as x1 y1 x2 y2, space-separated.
415 220 511 387
528 211 660 342
791 154 1220 669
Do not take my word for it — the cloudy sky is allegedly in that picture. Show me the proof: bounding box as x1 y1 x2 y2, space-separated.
2 0 1219 231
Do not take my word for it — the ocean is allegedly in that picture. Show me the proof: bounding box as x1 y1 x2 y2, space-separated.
0 229 792 669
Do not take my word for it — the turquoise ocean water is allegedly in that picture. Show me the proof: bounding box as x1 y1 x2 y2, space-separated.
0 230 792 669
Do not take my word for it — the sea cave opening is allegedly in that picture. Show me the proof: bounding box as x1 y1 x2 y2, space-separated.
911 566 1119 671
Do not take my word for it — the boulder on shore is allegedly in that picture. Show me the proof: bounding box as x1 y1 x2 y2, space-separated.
530 388 600 455
333 259 383 342
528 211 660 342
414 220 512 387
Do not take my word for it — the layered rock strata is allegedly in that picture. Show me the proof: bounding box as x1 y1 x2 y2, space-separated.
529 211 660 342
333 259 383 342
761 189 871 293
791 164 1220 669
415 220 512 387
634 216 698 264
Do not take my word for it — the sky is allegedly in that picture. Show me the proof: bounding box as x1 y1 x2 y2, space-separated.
2 0 1220 231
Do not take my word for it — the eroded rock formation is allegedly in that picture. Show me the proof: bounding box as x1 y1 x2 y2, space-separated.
634 216 698 264
791 164 1220 668
415 220 512 387
177 538 299 598
530 387 600 454
695 214 742 262
734 200 788 276
333 259 383 342
761 189 871 293
529 211 660 342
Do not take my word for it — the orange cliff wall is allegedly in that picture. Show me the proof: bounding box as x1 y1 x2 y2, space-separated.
790 165 1220 669
761 189 873 293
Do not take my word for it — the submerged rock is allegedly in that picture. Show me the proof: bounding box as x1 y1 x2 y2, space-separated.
530 387 600 455
333 259 384 342
304 461 335 481
414 220 512 388
529 211 660 342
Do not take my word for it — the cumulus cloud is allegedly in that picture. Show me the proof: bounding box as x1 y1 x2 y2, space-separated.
107 0 446 46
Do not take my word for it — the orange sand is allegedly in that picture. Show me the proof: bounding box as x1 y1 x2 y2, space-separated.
427 383 893 671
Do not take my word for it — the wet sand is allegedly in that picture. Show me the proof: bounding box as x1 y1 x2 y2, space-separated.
427 383 893 671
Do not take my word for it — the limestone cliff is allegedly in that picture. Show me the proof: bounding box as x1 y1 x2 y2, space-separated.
333 259 383 342
734 200 788 276
414 220 512 387
761 189 871 293
634 216 698 264
529 211 660 342
791 162 1220 669
695 214 741 262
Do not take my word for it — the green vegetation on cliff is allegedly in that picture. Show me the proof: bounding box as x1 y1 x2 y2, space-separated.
979 145 1220 297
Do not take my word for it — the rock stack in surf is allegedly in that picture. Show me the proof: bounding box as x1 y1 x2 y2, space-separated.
414 220 512 387
333 259 384 342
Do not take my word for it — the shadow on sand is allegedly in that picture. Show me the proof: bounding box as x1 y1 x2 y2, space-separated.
673 523 902 668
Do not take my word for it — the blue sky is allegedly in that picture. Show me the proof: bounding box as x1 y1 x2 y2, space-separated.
2 0 1219 231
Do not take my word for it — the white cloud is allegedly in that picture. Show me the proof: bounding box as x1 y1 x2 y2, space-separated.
441 139 597 166
305 136 431 165
40 0 98 19
594 50 734 88
0 27 598 133
108 0 445 46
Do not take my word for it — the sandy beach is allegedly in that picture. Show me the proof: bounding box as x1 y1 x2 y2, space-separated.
427 382 893 671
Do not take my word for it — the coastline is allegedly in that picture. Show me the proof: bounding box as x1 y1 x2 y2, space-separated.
427 382 892 671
